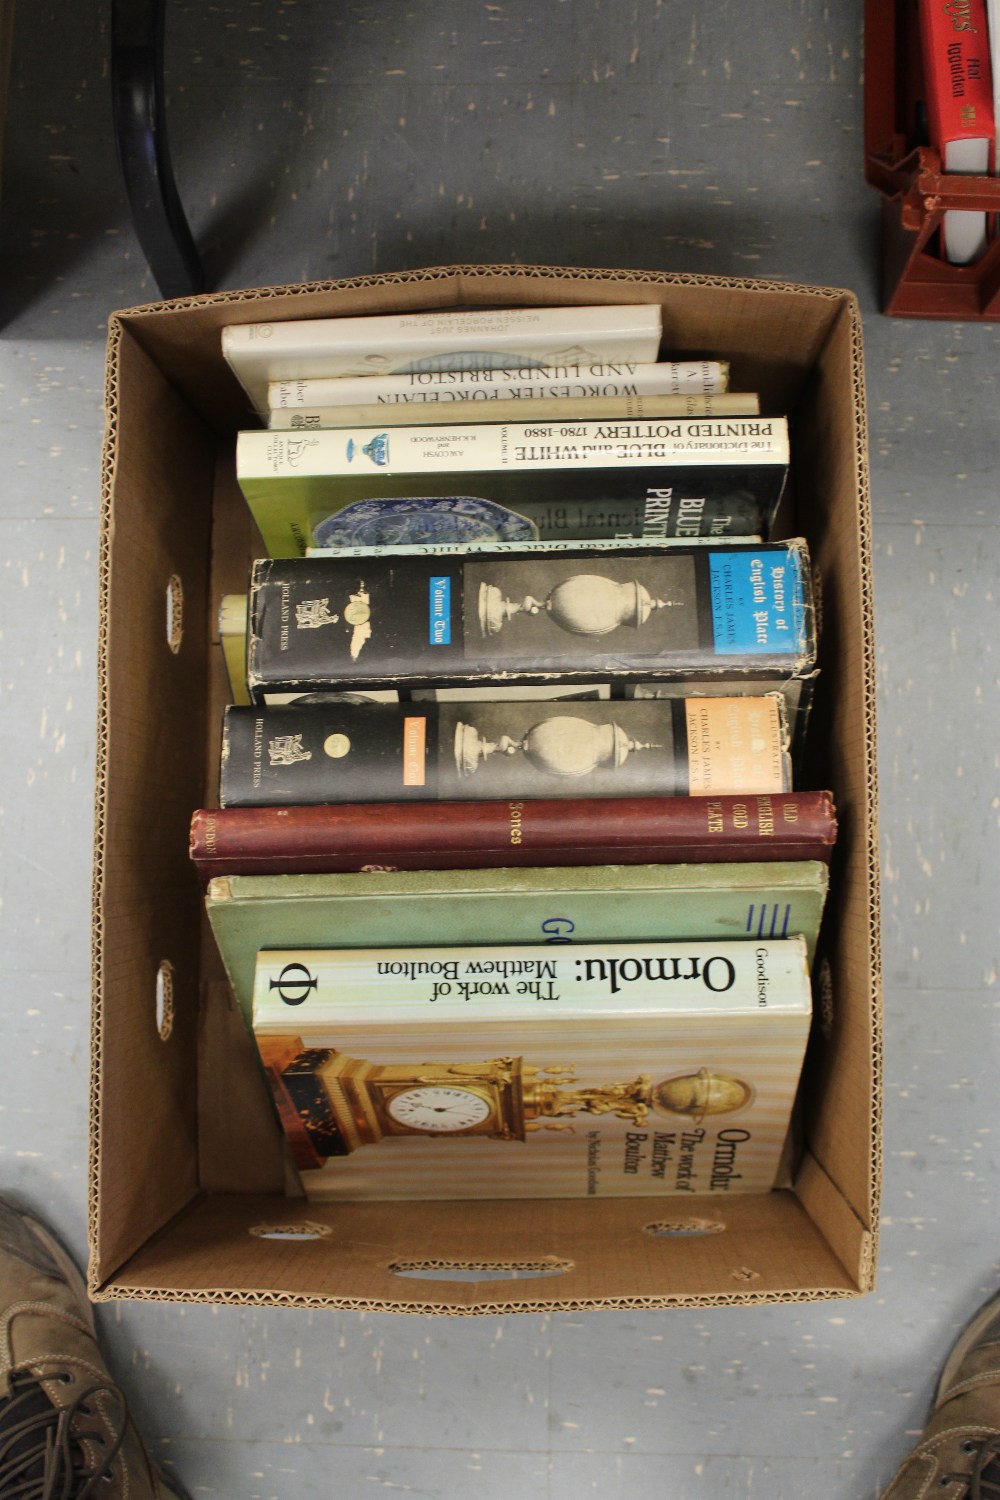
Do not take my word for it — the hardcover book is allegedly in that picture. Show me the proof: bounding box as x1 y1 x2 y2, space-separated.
219 694 792 808
206 862 829 1027
627 674 815 761
219 593 250 706
919 0 996 261
250 936 813 1201
223 304 664 414
989 0 1000 171
235 416 790 555
219 538 764 705
268 391 759 430
189 790 838 883
268 359 728 410
305 535 758 558
246 541 814 700
306 530 763 558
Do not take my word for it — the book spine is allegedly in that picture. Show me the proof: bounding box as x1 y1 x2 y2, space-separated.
305 535 761 558
919 0 995 154
222 306 664 409
268 361 731 409
225 304 663 364
218 593 251 707
244 471 782 558
246 543 814 696
918 0 996 261
990 0 1000 159
268 391 759 430
237 419 790 553
238 417 789 480
218 696 791 807
252 936 811 1029
189 792 837 881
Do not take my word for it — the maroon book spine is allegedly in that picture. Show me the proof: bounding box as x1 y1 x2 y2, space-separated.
190 791 836 882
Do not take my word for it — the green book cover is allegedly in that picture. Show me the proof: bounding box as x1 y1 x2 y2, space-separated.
206 861 828 1028
236 418 789 555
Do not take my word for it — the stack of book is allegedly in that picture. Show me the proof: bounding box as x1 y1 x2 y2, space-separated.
191 302 838 1205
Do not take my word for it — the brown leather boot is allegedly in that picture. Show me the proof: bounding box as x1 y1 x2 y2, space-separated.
0 1196 189 1499
881 1291 1000 1498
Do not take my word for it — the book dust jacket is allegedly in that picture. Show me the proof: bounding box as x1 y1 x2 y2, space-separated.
235 416 789 555
220 694 791 807
247 541 814 698
252 938 812 1202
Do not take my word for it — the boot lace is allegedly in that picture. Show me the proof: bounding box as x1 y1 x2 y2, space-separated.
938 1436 1000 1498
0 1369 128 1499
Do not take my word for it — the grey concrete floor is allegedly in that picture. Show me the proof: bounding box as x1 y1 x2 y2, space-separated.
0 2 998 1496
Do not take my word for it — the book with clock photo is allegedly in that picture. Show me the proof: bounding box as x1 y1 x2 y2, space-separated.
251 937 812 1202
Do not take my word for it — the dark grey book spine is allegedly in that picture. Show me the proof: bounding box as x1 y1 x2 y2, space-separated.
219 695 791 808
247 541 815 701
310 467 785 542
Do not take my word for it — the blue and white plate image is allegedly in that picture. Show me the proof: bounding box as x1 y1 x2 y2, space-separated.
312 495 539 548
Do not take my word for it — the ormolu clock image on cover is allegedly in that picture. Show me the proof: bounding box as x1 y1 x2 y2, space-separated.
261 1044 755 1152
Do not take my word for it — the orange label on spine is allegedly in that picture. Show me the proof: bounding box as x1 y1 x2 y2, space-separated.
685 697 786 795
402 717 427 786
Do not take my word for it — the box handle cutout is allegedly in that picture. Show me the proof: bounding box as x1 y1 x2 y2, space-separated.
644 1219 725 1237
165 574 183 654
154 960 174 1040
389 1258 572 1284
250 1221 333 1241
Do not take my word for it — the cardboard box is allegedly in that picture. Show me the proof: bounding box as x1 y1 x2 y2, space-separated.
90 267 881 1313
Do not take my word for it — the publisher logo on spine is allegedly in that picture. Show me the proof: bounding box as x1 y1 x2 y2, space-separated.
346 433 390 466
269 962 318 1005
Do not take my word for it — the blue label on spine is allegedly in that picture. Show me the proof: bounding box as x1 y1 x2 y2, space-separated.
708 548 804 655
429 576 451 644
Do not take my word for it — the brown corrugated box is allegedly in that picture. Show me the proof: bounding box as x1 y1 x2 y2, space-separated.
90 266 881 1313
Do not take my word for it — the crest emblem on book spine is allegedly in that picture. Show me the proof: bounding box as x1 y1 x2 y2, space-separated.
268 734 312 767
295 598 340 630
